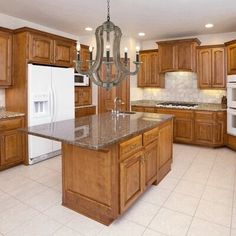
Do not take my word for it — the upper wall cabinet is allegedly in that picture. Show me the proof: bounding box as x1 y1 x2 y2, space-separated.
197 45 226 89
225 40 236 75
79 44 90 71
15 27 76 67
157 38 201 73
138 50 164 88
0 28 12 87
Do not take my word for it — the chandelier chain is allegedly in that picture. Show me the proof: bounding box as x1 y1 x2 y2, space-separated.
107 0 110 21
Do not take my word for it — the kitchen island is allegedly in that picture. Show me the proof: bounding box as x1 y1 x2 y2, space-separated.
25 112 173 225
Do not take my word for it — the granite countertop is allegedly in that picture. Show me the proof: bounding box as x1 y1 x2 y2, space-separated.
0 108 25 120
131 100 226 111
23 112 173 150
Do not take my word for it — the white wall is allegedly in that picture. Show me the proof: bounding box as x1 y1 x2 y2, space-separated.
140 32 236 103
142 32 236 49
0 13 78 107
78 35 143 106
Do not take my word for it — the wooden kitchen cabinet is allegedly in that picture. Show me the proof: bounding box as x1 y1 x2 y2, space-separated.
16 27 76 67
75 87 92 106
157 38 200 73
158 121 173 181
75 106 96 118
79 44 90 71
120 122 172 213
156 108 194 143
54 39 75 67
197 45 226 89
120 151 144 212
138 50 164 88
131 105 226 147
194 111 225 146
0 117 25 170
0 28 12 87
144 140 158 187
29 32 54 64
225 40 236 75
98 62 130 113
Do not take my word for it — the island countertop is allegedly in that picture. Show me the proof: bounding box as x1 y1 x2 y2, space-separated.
24 112 173 150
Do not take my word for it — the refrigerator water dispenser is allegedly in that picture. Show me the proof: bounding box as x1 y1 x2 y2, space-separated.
32 94 49 116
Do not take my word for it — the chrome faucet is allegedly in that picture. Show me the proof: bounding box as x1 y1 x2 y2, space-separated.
113 97 122 114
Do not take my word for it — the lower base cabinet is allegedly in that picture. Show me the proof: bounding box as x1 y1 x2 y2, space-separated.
0 117 25 170
132 105 226 147
120 120 173 213
62 119 173 225
120 151 144 212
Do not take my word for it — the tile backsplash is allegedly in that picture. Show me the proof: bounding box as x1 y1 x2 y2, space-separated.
143 72 226 103
0 89 5 107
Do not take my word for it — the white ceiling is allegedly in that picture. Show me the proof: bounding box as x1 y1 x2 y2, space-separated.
0 0 236 40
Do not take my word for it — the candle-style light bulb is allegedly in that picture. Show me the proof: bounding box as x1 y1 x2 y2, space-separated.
136 46 140 62
76 43 81 52
106 45 110 62
124 47 128 63
89 46 93 60
76 43 80 61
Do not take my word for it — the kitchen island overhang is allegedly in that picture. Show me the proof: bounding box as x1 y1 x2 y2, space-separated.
23 112 174 225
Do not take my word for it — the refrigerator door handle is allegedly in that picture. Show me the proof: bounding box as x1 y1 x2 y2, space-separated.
49 89 54 123
52 86 57 122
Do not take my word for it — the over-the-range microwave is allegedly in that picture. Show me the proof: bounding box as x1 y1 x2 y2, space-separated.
74 73 89 86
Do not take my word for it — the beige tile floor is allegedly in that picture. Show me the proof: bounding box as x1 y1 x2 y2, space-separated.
0 144 236 235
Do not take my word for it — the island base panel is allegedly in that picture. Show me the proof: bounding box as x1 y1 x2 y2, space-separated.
62 143 119 226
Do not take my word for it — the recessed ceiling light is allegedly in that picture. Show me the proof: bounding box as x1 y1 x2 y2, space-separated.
85 27 93 31
205 23 214 28
138 32 145 36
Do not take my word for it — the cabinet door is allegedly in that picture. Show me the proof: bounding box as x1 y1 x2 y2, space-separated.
174 118 194 142
195 121 214 144
177 42 194 71
197 48 212 88
76 87 92 106
131 106 144 112
227 43 236 75
144 140 158 187
149 52 163 87
98 62 130 113
120 151 144 212
159 44 176 72
138 53 149 87
79 45 90 71
212 47 225 88
0 130 23 167
159 121 173 169
29 33 54 64
0 30 12 86
54 39 75 67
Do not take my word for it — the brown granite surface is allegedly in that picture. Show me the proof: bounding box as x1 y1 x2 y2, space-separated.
0 108 25 119
131 100 227 111
23 112 173 150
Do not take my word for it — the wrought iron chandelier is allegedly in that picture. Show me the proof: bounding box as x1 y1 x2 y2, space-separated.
75 0 142 89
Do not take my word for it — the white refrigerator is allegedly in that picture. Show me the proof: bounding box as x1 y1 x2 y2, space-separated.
28 64 74 164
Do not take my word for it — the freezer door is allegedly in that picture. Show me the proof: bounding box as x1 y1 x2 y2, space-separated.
51 67 75 152
28 64 53 163
51 67 74 121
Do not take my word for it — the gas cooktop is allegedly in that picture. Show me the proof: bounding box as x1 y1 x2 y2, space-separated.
156 102 199 109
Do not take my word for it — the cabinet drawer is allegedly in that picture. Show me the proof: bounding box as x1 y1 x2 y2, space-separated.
0 118 23 131
119 135 142 161
143 127 159 145
195 111 214 121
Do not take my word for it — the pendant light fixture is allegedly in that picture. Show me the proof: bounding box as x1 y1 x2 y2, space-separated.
75 0 142 89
